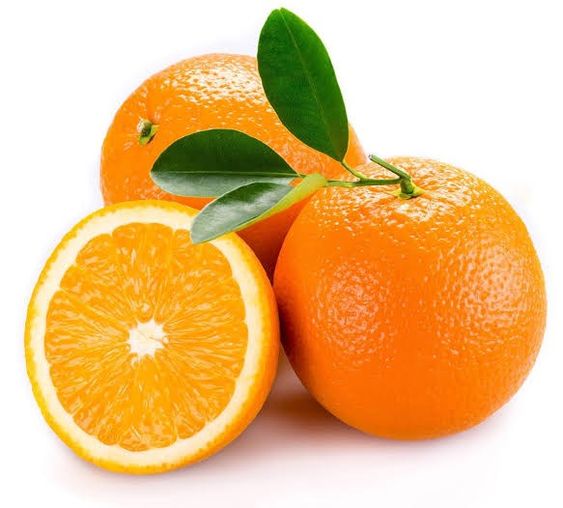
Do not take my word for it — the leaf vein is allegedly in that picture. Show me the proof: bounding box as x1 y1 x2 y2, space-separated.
278 9 341 159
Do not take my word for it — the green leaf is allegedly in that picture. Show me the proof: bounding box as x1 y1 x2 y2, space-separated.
151 129 298 197
261 173 326 221
191 173 327 243
258 8 349 161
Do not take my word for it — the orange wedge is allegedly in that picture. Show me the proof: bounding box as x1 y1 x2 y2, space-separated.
25 201 279 473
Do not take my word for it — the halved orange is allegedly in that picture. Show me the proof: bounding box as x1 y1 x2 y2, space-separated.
25 201 279 473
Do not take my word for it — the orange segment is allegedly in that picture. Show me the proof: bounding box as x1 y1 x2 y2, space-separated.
26 201 279 473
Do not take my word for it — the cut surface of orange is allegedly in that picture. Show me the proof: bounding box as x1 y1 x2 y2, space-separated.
25 201 279 473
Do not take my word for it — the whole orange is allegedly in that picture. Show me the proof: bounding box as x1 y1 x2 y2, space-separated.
274 157 546 439
100 53 365 276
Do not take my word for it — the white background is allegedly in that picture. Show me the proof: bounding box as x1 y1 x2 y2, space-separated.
2 0 562 506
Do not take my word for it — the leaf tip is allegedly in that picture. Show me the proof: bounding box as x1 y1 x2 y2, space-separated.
189 226 208 245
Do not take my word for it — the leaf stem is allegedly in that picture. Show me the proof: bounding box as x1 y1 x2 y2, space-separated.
299 155 425 197
368 154 424 199
326 178 401 188
368 154 410 179
341 160 370 180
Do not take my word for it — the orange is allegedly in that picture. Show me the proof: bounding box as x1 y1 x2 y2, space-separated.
25 201 279 473
100 53 366 276
101 54 365 274
274 157 546 439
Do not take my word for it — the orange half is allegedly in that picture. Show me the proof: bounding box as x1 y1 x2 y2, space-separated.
25 201 279 473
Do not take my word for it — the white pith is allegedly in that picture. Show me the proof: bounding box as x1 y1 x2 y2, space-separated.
127 319 168 363
27 203 267 468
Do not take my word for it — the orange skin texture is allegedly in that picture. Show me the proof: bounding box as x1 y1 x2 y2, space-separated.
274 158 546 439
100 54 365 276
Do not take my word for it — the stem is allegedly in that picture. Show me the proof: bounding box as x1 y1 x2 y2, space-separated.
368 154 410 179
138 119 159 145
326 178 401 188
368 154 424 199
341 160 370 180
298 154 424 198
399 178 415 195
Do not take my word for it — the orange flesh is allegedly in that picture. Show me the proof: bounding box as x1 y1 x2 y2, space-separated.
44 223 248 451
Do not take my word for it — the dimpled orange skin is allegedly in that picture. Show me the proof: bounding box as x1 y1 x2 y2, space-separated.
274 157 546 439
100 54 365 276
